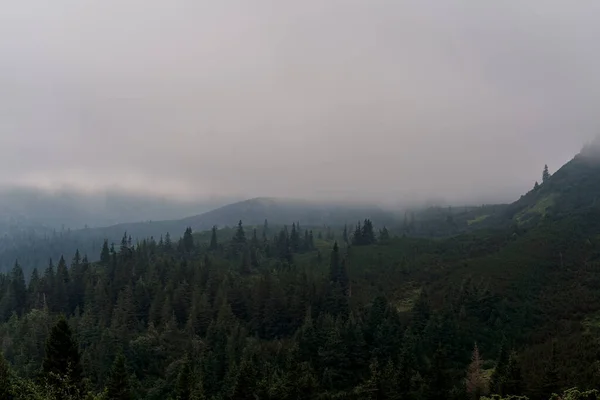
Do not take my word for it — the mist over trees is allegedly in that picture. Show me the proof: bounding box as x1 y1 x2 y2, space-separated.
1 148 600 398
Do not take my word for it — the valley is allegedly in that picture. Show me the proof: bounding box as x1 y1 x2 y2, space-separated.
2 147 600 399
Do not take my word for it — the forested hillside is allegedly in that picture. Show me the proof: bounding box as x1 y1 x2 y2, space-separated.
0 197 398 274
4 0 600 398
3 149 600 399
0 197 504 275
1 205 600 399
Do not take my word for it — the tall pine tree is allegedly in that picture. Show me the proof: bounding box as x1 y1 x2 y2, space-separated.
541 340 560 399
0 351 11 399
503 351 523 396
100 240 111 264
210 226 218 250
175 357 193 400
42 318 84 395
106 353 132 400
11 261 26 316
490 338 510 395
465 343 485 400
183 227 195 253
543 164 550 183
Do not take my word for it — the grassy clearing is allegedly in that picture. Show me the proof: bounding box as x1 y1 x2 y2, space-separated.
467 214 490 225
516 193 558 223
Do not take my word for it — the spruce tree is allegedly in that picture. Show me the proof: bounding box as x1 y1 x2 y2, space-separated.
231 348 259 399
187 292 212 337
361 219 376 245
251 228 259 248
164 232 173 252
232 220 246 256
209 226 218 250
541 341 560 399
183 227 195 252
10 261 26 316
543 164 550 183
318 317 352 390
106 353 132 400
240 248 251 274
490 337 510 395
120 232 129 254
234 220 246 244
465 343 484 400
329 242 340 284
69 250 86 313
503 351 523 396
290 223 300 253
100 239 110 264
190 378 206 400
175 357 192 400
354 358 380 399
42 259 57 311
262 219 269 240
55 255 70 313
28 267 42 309
426 345 451 400
0 351 11 399
379 227 390 242
366 296 387 345
412 290 431 334
42 317 84 394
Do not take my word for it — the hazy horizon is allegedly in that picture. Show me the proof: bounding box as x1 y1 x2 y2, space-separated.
2 1 599 205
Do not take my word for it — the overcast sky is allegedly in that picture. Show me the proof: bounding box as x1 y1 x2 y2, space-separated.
1 1 598 205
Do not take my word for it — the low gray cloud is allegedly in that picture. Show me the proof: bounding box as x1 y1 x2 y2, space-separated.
1 1 598 205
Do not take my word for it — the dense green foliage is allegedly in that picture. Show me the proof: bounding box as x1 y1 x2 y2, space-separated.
4 149 600 398
0 212 596 399
0 197 400 273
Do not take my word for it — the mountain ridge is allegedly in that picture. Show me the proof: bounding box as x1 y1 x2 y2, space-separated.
2 144 600 274
69 196 400 241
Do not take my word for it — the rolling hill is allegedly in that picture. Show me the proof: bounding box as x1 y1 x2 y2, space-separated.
4 145 600 397
0 197 400 273
38 197 401 248
505 144 600 224
0 186 233 234
3 141 600 276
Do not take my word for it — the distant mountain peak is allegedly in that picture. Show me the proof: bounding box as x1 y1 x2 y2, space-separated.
501 143 600 226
